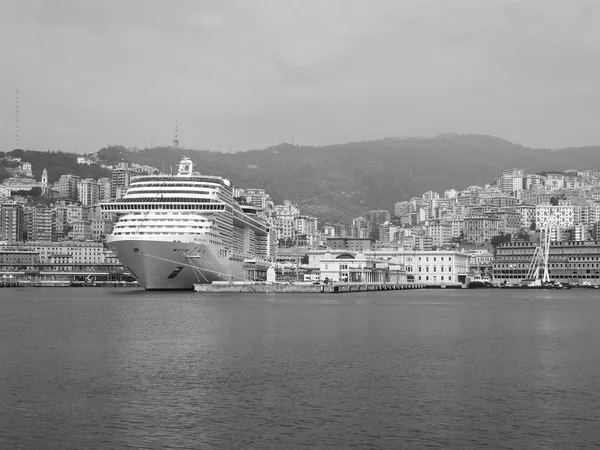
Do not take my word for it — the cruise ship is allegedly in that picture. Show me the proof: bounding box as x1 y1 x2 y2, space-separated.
100 157 274 290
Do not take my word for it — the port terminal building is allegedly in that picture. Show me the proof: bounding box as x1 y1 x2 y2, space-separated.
493 241 600 284
308 248 469 285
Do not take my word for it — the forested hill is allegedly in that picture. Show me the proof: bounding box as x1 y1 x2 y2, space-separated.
5 134 600 222
95 135 600 221
0 149 110 183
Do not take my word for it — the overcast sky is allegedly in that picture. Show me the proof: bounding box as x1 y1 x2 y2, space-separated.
1 0 599 153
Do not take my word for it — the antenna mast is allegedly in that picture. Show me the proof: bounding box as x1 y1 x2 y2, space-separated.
15 89 19 149
173 120 179 148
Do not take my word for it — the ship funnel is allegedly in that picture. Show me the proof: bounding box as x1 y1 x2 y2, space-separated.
177 157 194 176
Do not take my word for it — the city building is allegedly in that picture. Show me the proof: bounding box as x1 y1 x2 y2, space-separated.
535 204 574 231
494 241 600 284
28 206 56 242
110 167 138 200
0 202 25 243
425 220 452 247
463 216 501 244
243 188 271 210
318 251 405 284
97 178 112 202
78 178 100 206
72 220 92 241
326 238 373 252
402 250 469 284
57 174 80 201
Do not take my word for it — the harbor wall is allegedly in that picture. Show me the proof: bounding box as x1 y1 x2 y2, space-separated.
194 282 464 293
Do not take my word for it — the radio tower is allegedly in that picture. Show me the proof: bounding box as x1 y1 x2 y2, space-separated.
173 120 179 148
15 89 19 149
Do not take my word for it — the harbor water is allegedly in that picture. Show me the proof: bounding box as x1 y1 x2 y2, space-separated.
1 288 599 449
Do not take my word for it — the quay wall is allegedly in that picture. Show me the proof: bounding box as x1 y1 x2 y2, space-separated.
194 282 464 294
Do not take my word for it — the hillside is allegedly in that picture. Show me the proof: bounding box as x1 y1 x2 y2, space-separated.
0 149 111 183
96 134 600 221
6 134 600 222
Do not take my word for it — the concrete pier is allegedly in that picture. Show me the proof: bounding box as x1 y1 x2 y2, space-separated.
194 281 464 293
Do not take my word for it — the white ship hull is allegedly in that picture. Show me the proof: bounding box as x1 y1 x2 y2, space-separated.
106 237 245 290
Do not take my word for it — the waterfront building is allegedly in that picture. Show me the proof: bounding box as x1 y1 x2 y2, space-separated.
0 202 25 243
493 241 600 284
318 251 405 284
0 248 40 266
20 241 108 264
402 250 469 284
467 249 494 279
308 248 469 285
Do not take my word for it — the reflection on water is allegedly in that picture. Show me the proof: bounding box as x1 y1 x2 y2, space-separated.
1 288 599 449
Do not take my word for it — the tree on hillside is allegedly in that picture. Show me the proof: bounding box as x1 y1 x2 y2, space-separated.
515 230 530 241
491 233 512 247
97 146 129 165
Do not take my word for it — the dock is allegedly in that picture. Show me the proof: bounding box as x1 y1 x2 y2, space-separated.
194 281 464 293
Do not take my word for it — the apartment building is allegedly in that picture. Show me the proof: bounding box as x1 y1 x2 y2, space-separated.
0 202 25 243
463 216 501 244
535 204 574 230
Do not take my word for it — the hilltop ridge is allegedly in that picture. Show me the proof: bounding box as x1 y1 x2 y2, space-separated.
4 134 600 221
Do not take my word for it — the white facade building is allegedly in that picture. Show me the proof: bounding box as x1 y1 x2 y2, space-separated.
535 204 574 230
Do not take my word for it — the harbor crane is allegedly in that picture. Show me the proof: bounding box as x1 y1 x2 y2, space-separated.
525 212 559 285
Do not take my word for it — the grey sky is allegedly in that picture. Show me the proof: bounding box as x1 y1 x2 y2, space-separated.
1 0 600 153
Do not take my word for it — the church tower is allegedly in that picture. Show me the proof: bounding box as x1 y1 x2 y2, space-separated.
41 168 48 187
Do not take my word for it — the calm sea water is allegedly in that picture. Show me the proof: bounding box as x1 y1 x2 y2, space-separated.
1 288 599 449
